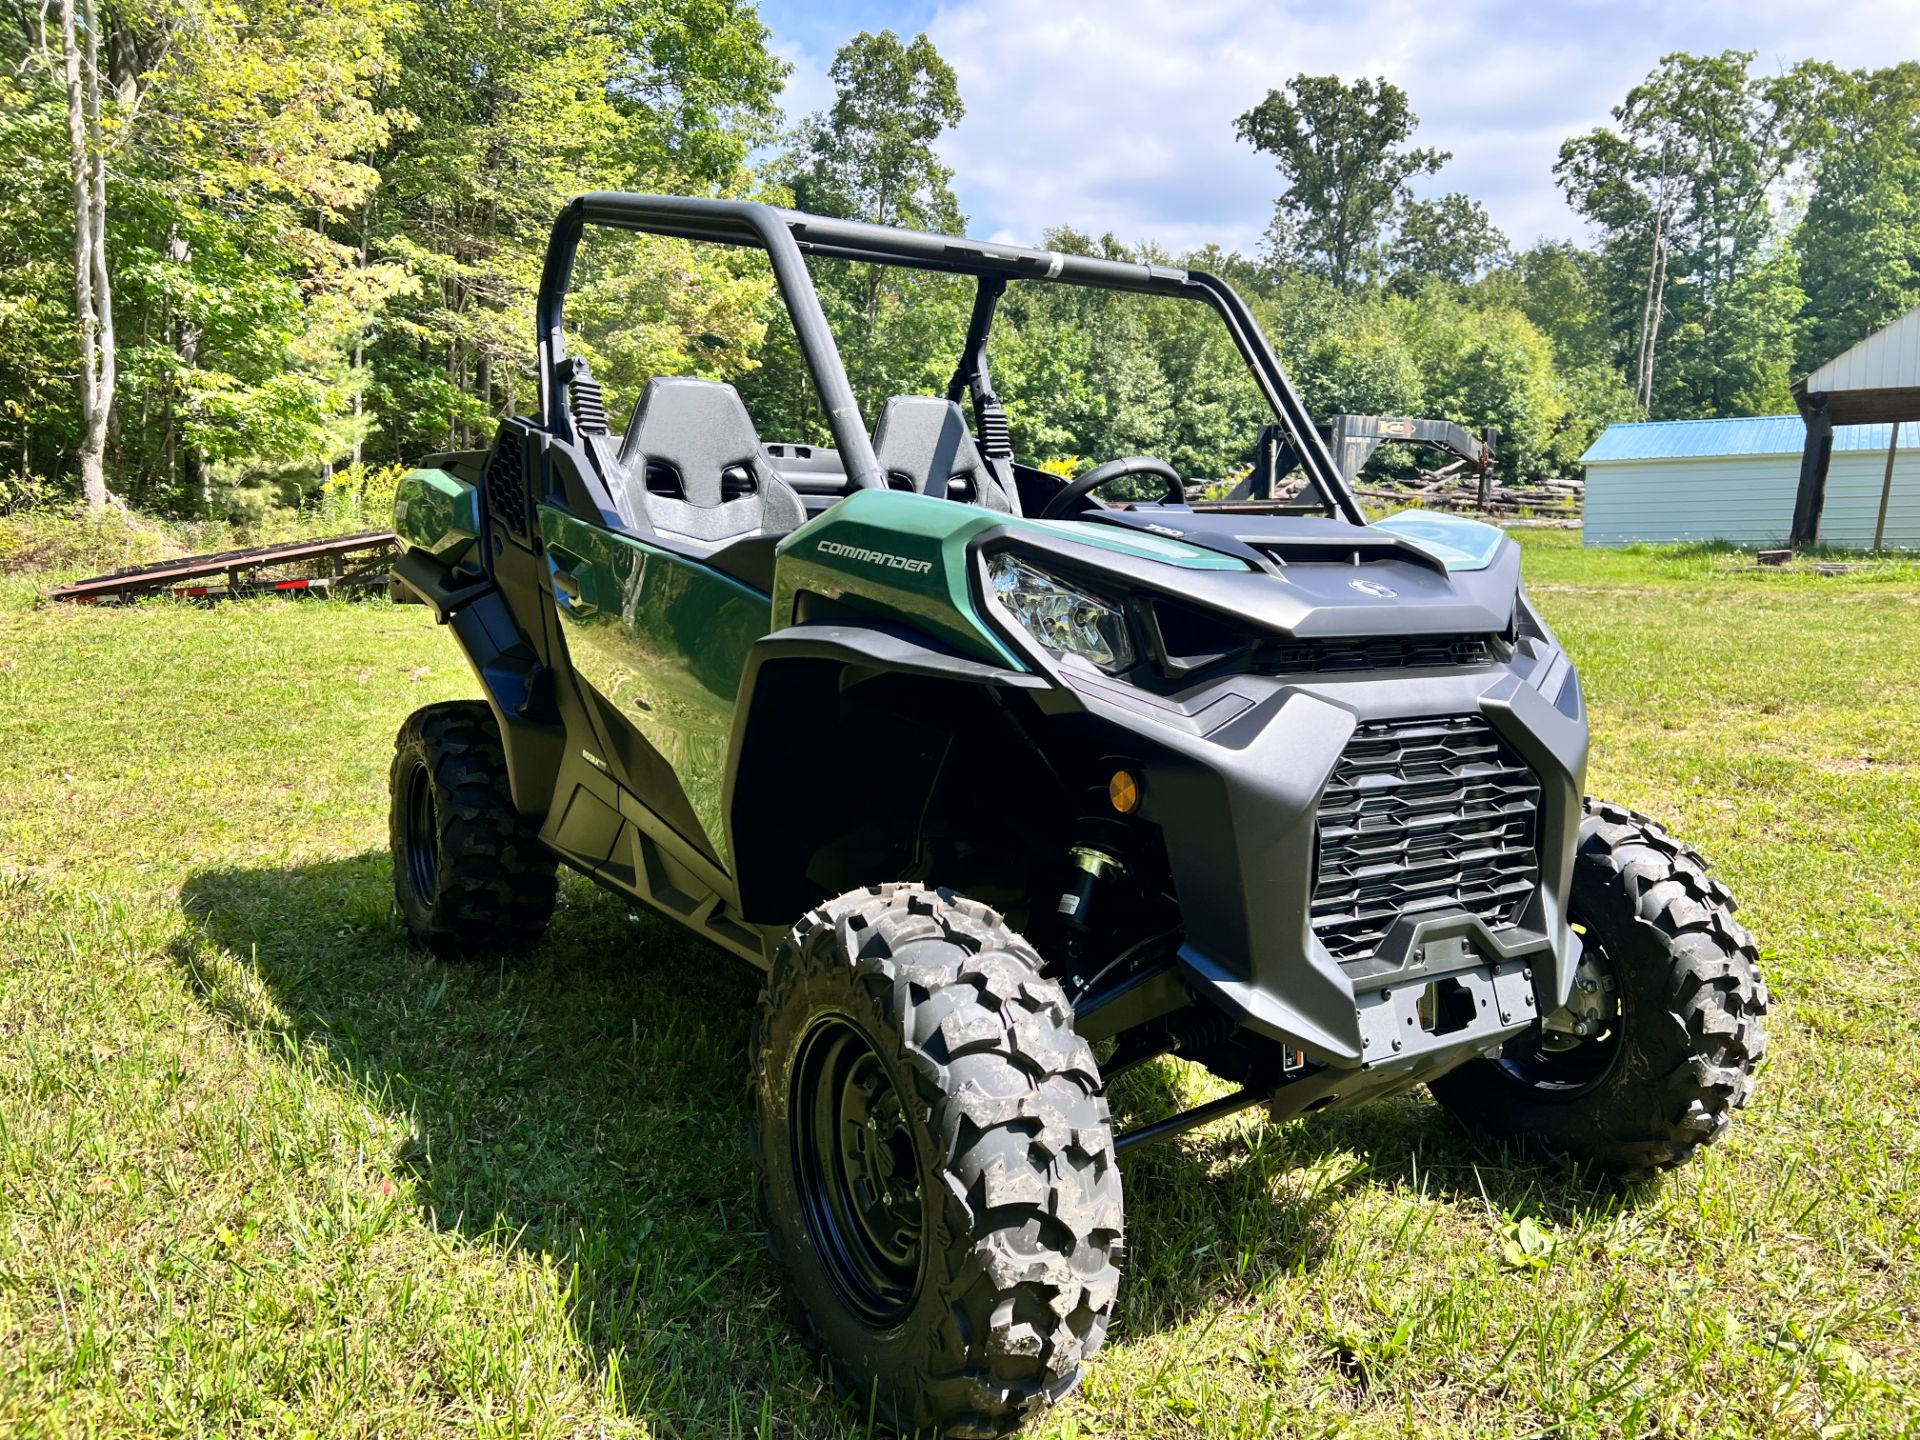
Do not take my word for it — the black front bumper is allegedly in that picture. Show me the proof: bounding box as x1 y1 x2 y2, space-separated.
1041 658 1589 1070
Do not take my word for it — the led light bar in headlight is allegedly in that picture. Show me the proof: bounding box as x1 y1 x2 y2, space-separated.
987 554 1135 673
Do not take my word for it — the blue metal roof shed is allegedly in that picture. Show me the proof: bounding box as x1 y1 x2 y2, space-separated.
1580 416 1920 548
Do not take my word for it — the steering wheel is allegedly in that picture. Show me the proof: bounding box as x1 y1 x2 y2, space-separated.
1038 456 1185 520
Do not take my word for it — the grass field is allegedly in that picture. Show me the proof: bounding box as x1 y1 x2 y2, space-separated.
2 529 1917 1438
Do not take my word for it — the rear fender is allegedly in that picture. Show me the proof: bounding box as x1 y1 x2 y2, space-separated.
390 550 565 821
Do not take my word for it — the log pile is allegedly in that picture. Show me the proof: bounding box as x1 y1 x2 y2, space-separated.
1351 462 1583 526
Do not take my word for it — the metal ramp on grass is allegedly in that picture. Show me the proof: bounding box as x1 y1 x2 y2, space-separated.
46 530 399 605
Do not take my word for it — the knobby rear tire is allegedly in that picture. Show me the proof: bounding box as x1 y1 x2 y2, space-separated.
388 700 558 959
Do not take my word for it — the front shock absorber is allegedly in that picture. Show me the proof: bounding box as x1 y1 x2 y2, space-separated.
1050 840 1128 991
1058 843 1124 933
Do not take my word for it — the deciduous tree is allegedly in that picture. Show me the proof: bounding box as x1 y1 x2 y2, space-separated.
56 0 113 509
1795 62 1920 371
1557 50 1822 415
1386 193 1510 292
744 30 969 439
1236 75 1448 292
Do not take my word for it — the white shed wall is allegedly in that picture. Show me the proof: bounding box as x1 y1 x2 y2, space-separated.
1815 449 1920 547
1584 455 1798 546
1584 444 1920 548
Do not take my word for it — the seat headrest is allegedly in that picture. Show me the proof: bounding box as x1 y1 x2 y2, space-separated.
621 377 767 509
871 396 1010 511
596 376 805 543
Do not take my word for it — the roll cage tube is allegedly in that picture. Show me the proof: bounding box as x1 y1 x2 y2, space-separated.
533 193 1365 523
536 194 888 490
945 275 1004 411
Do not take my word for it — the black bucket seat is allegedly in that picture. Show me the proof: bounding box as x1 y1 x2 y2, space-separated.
604 377 806 544
870 396 1018 514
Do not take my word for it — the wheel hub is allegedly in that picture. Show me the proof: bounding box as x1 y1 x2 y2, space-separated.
1539 948 1618 1052
403 761 439 901
1497 937 1622 1092
790 1016 927 1326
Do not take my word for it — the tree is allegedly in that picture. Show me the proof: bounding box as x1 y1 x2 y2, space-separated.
366 0 786 458
1557 126 1678 412
56 0 113 509
1235 75 1448 291
745 30 969 436
0 0 789 513
1795 62 1920 371
1251 279 1427 424
1476 241 1612 371
1700 243 1804 415
787 30 963 234
1557 51 1823 416
1398 293 1566 480
0 71 72 504
1386 193 1510 292
986 229 1275 484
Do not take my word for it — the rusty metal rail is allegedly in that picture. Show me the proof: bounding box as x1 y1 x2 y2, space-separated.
46 530 399 605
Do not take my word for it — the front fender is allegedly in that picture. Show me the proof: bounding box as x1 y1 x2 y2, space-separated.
724 623 1046 924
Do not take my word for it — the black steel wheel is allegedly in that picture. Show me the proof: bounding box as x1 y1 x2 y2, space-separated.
401 758 442 903
750 884 1123 1438
389 701 559 959
790 1015 927 1326
1430 799 1768 1179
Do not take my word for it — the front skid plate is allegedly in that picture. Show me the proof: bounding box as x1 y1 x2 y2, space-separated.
1355 957 1535 1067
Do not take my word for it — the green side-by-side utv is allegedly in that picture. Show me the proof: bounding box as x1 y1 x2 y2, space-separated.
384 194 1767 1437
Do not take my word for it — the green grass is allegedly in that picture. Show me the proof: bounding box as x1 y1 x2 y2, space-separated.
2 532 1918 1437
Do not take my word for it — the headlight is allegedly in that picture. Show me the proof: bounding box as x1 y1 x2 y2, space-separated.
987 554 1135 673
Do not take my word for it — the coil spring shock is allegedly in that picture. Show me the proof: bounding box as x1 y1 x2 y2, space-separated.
1050 842 1126 992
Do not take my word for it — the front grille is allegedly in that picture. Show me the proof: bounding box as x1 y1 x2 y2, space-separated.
1311 716 1540 966
1256 633 1500 675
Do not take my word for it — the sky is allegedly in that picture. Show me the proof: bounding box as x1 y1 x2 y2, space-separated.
756 0 1920 258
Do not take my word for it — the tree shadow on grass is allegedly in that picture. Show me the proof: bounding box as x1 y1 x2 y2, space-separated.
175 852 1639 1430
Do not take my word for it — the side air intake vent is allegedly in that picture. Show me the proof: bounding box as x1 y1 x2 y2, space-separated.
485 431 531 543
1311 715 1540 969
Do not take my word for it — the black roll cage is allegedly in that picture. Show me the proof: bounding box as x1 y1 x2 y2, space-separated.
534 192 1365 525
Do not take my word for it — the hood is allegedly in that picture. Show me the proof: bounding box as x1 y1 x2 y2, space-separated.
1043 508 1521 640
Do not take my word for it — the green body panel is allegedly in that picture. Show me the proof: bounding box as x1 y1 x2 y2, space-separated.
539 506 771 868
393 468 481 562
530 490 1247 854
772 489 1249 667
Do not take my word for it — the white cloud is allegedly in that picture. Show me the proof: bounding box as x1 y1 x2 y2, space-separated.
821 0 1920 256
767 33 835 138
